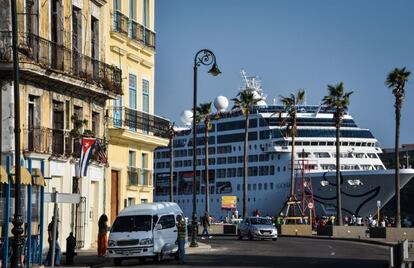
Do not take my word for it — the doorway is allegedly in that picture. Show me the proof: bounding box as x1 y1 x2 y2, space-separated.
110 170 119 225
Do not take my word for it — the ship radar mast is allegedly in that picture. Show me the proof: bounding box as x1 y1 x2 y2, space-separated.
240 69 267 106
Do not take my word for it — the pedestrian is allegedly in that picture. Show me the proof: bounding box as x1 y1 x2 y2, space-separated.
45 216 61 266
176 214 187 264
97 214 109 257
201 212 212 239
66 232 76 265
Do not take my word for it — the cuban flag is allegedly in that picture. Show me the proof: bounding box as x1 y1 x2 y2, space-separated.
80 138 96 177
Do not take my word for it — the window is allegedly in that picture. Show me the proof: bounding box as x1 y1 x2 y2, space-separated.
270 183 274 190
114 0 121 11
141 153 148 184
111 215 151 232
129 74 137 109
142 79 149 113
143 0 150 27
130 0 137 21
253 184 256 190
92 112 100 136
157 215 176 229
237 184 240 191
248 184 251 191
264 183 267 190
127 197 135 207
258 183 262 190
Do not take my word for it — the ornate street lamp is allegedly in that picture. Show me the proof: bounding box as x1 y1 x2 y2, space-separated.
11 0 24 267
191 49 221 247
169 122 175 202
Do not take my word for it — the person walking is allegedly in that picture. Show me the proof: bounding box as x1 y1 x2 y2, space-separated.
45 216 61 266
97 214 109 257
201 213 212 239
176 214 186 264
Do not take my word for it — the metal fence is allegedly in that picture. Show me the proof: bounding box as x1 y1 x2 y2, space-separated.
110 106 170 138
0 31 122 95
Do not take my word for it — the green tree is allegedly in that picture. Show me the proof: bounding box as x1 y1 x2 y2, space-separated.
232 90 261 218
195 102 214 216
385 67 410 228
279 90 305 207
322 82 353 226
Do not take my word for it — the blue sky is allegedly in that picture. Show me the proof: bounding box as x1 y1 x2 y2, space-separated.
154 0 414 148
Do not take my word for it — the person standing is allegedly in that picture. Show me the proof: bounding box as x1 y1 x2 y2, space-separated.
201 213 212 239
45 216 61 266
176 214 186 264
97 214 109 257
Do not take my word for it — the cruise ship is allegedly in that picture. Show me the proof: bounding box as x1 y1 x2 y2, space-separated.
153 71 414 219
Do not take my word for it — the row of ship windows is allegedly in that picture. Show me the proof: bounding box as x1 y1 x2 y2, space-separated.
191 118 358 134
162 197 269 205
173 129 374 148
156 154 279 168
157 141 378 160
299 152 378 159
321 164 385 171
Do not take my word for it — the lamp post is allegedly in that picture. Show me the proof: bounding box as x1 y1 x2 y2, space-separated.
11 0 24 267
169 122 175 202
191 49 221 247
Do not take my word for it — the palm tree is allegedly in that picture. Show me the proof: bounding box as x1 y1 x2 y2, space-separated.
385 67 410 228
232 90 261 218
195 102 214 216
278 90 305 217
322 82 353 226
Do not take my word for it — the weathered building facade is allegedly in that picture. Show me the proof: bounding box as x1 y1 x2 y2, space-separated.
0 0 122 252
105 0 169 224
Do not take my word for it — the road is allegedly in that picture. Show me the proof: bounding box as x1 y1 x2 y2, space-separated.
79 237 390 268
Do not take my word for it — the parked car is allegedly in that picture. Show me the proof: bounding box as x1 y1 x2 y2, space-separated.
237 217 277 241
107 202 185 265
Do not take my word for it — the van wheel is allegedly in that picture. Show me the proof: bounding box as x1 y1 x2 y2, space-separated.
237 230 243 240
154 252 163 263
113 258 122 266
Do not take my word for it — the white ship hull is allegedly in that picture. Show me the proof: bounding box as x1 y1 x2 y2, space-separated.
157 169 414 220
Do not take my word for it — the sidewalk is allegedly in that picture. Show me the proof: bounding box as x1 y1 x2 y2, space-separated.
38 241 212 268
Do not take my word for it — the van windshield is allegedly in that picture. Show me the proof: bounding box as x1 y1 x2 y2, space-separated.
111 215 152 232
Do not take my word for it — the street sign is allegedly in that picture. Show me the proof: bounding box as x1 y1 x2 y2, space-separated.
308 202 314 209
377 200 381 208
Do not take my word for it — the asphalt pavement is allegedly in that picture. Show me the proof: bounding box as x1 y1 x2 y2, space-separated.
63 236 390 268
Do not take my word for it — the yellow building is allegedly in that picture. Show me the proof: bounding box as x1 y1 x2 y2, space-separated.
104 0 169 224
0 0 121 250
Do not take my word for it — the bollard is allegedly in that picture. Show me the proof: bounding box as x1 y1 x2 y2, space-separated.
66 232 76 265
390 246 394 268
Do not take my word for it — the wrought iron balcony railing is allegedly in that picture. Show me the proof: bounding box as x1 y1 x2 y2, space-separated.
127 167 153 187
144 28 156 49
131 20 144 43
24 127 52 154
113 10 129 35
109 106 170 139
0 31 122 95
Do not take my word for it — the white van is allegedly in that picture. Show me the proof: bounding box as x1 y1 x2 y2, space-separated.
107 202 185 265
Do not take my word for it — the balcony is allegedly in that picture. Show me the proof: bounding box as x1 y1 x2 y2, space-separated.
24 127 52 154
127 167 153 187
109 106 170 139
144 28 156 49
131 20 144 43
113 10 129 35
0 31 122 98
111 11 156 49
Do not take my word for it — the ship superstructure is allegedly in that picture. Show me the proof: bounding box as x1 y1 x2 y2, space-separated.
154 72 414 219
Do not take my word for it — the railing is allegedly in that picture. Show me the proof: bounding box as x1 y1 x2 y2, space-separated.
0 31 122 95
109 106 170 139
128 167 139 186
128 167 153 187
24 127 52 154
144 28 156 49
113 10 129 35
131 20 144 43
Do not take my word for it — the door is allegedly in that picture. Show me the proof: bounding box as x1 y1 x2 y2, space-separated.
110 170 119 225
90 181 99 248
153 214 177 254
52 102 64 155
